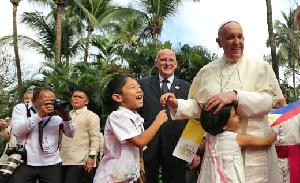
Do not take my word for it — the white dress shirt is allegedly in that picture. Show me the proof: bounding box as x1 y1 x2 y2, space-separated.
159 74 174 89
11 103 75 166
94 106 144 183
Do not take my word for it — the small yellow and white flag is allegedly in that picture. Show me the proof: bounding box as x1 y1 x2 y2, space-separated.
173 119 205 163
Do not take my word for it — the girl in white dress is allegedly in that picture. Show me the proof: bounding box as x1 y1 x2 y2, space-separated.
198 104 277 183
93 74 168 183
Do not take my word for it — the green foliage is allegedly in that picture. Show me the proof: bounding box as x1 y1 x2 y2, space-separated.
119 40 172 79
0 138 7 156
274 8 300 99
175 44 217 82
90 36 122 63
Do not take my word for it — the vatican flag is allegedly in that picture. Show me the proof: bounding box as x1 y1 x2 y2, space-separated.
173 119 205 163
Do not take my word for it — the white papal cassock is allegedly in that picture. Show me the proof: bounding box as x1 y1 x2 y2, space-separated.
171 55 284 183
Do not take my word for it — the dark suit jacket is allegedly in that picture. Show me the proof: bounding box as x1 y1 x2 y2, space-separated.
138 75 190 166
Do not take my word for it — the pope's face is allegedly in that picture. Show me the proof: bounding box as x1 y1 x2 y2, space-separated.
218 22 244 62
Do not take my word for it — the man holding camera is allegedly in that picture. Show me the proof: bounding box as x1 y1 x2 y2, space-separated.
8 87 75 183
60 89 102 183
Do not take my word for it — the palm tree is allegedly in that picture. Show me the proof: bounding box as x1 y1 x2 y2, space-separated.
90 36 122 64
0 9 84 65
73 0 119 63
274 8 300 99
27 0 67 64
54 0 67 64
10 0 22 87
103 11 149 49
136 0 182 40
109 0 184 42
266 0 279 79
175 44 216 82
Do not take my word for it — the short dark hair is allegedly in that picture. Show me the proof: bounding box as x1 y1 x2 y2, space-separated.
72 88 89 99
102 74 134 112
32 87 54 102
200 104 235 136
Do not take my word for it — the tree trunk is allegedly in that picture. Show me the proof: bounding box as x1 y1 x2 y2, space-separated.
11 0 22 87
66 55 69 67
292 62 297 99
83 23 93 63
266 0 279 80
54 0 64 64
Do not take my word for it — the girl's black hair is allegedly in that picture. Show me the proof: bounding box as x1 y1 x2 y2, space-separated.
102 74 134 113
200 103 235 136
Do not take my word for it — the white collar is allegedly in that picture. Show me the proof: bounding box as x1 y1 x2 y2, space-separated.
118 106 144 125
159 74 174 83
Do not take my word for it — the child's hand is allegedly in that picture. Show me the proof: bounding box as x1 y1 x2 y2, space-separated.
267 131 277 144
155 109 168 125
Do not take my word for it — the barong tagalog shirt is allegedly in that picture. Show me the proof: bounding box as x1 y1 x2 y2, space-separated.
171 55 284 183
60 106 101 166
11 103 75 166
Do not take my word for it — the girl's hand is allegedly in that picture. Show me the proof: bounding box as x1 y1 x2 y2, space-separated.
267 131 277 144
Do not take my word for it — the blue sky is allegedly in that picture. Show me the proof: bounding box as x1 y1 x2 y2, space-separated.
0 0 296 71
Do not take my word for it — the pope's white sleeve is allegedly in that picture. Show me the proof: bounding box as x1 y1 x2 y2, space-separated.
170 99 201 120
237 90 272 117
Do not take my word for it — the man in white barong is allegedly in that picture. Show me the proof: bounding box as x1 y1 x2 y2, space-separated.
161 21 284 183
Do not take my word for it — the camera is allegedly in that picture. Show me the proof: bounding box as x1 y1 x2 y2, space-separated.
5 144 26 158
0 144 26 177
0 154 23 177
52 99 70 113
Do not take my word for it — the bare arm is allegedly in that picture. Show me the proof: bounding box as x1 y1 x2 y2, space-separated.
127 110 168 148
237 132 277 147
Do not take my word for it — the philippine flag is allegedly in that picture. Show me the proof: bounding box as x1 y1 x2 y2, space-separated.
268 99 300 127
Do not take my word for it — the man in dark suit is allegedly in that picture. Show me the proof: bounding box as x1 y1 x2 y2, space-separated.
139 49 193 183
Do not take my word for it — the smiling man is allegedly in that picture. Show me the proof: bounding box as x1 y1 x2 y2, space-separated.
60 89 102 183
138 49 194 183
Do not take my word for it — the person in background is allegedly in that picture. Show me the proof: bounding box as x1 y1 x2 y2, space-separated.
161 21 284 183
23 90 33 104
61 89 102 183
94 74 168 183
138 49 199 183
9 87 75 183
0 90 33 163
0 118 10 141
